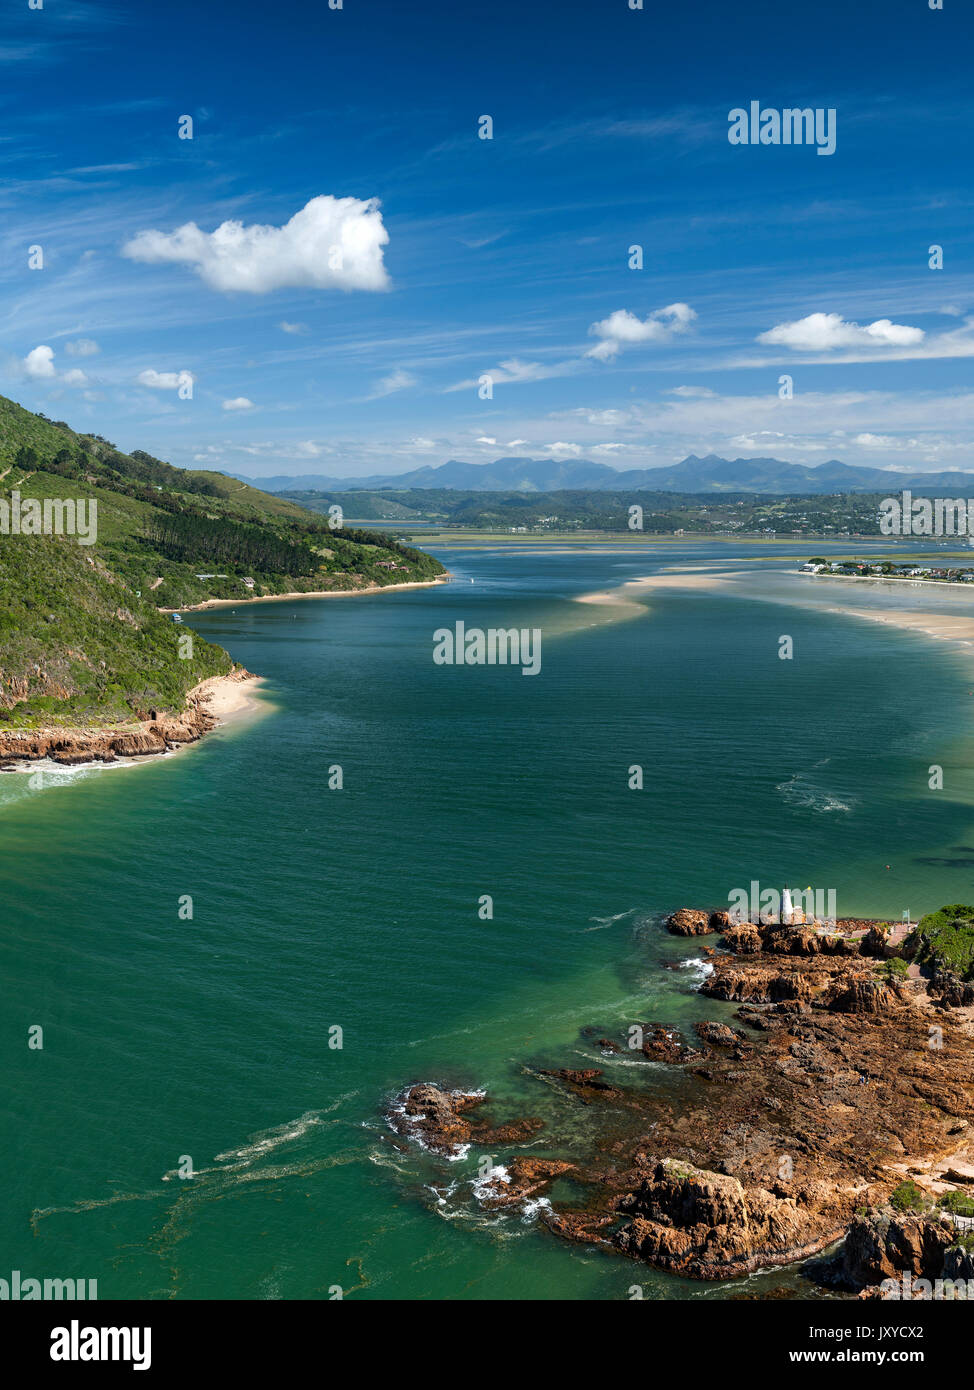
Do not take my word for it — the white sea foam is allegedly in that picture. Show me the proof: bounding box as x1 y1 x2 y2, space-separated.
583 907 637 932
587 1050 658 1069
159 1102 352 1182
425 1181 459 1206
680 955 715 983
775 772 852 814
212 1109 331 1165
470 1164 555 1225
520 1196 553 1223
471 1162 510 1204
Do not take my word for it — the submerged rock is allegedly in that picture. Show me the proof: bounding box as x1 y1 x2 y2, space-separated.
538 1068 622 1101
478 1157 574 1210
390 1082 543 1157
639 1023 701 1064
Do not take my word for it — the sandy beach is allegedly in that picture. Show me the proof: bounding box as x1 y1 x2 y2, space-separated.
188 671 268 727
165 572 451 614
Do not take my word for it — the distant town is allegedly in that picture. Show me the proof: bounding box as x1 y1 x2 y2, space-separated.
802 559 974 583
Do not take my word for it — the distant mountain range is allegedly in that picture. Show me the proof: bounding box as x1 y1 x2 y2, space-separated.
234 453 974 497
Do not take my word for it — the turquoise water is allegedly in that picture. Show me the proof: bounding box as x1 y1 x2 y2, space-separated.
3 541 974 1300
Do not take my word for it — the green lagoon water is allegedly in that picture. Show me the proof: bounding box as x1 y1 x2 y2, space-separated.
4 540 974 1300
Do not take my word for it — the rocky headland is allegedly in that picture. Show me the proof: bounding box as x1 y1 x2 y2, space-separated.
0 668 260 769
389 907 974 1295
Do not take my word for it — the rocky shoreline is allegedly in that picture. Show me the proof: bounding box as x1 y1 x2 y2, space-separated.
0 668 260 769
389 908 974 1296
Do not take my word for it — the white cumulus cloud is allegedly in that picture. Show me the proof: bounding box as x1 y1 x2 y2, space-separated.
222 397 255 411
64 338 100 357
854 432 897 447
122 195 390 295
587 303 696 361
137 368 194 390
22 344 87 387
23 345 56 379
758 312 925 352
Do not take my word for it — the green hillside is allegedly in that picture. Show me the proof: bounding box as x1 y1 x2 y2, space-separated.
0 536 233 728
0 395 445 729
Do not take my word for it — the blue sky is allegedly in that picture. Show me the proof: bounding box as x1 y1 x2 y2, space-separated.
4 0 974 479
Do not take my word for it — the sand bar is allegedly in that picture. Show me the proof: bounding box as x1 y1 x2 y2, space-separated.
832 605 974 648
573 569 737 613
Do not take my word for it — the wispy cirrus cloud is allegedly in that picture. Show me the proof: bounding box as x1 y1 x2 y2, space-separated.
445 356 581 393
64 337 99 356
365 368 417 399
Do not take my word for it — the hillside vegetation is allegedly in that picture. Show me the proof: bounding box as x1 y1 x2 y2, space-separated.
0 536 233 728
907 905 974 980
0 395 444 728
283 485 885 537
